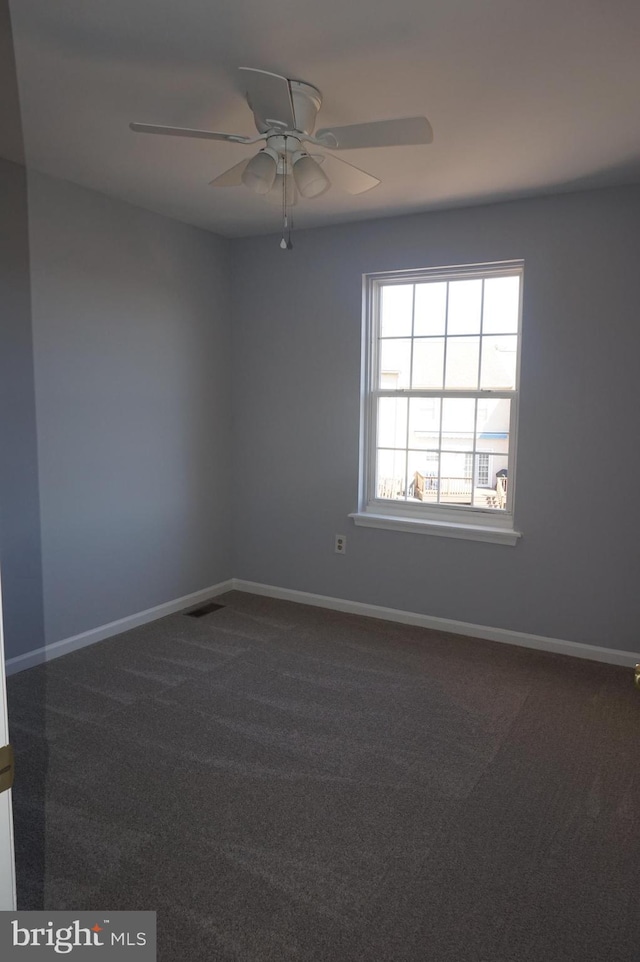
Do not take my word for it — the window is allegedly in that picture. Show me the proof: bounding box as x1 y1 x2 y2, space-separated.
477 453 490 487
352 261 523 545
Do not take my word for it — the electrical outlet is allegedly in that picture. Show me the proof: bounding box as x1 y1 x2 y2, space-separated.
334 534 346 554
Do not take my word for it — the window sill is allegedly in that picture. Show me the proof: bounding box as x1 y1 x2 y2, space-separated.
349 511 522 545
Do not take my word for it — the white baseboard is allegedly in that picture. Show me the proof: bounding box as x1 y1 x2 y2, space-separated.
231 579 640 668
5 580 235 676
6 576 639 676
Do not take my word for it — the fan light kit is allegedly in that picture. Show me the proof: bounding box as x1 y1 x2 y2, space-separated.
130 67 433 248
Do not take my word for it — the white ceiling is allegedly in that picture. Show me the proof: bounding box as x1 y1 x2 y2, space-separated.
8 0 640 237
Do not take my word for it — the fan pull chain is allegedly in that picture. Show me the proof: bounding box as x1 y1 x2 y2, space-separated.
286 208 293 249
280 165 287 249
280 212 293 250
280 137 293 250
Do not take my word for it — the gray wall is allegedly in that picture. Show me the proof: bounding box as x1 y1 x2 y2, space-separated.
7 163 640 658
28 172 232 646
230 187 640 651
0 0 46 662
0 159 45 661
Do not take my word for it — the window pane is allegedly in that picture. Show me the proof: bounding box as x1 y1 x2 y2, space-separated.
445 336 480 388
476 398 510 444
408 451 439 502
480 335 517 389
447 279 482 335
412 338 444 388
377 397 407 448
379 338 411 388
442 398 475 451
483 276 520 334
408 398 441 449
473 454 509 510
376 449 406 500
414 282 447 336
439 452 473 504
381 285 413 337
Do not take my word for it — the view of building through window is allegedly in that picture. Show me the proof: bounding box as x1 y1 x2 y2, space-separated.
372 268 521 513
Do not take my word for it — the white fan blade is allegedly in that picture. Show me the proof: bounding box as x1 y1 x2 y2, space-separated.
317 153 380 194
209 158 252 187
130 122 251 143
315 116 433 150
239 67 296 130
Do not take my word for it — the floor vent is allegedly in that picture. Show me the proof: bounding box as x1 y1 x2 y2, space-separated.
184 602 225 618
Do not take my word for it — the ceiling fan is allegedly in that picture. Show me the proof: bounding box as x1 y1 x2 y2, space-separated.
130 67 433 246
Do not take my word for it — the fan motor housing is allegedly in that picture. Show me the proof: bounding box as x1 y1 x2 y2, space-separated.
251 80 322 136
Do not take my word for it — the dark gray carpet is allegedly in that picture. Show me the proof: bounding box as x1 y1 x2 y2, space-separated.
7 590 640 961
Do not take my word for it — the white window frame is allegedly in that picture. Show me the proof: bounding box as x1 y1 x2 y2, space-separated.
350 260 523 545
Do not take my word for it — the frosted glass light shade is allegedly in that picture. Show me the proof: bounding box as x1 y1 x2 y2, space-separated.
266 173 297 207
292 154 330 198
241 150 278 194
